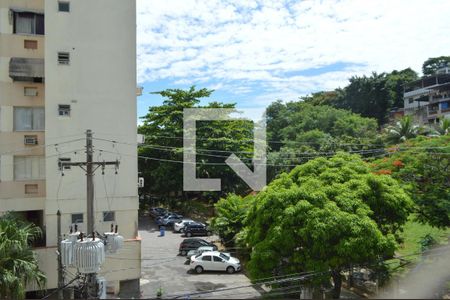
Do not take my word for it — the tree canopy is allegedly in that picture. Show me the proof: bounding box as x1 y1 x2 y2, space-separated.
138 86 255 201
422 56 450 76
371 135 450 228
213 153 412 298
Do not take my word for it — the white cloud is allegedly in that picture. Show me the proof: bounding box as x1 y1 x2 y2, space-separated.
137 0 450 102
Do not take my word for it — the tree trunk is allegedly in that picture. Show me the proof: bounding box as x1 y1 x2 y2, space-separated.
331 269 342 299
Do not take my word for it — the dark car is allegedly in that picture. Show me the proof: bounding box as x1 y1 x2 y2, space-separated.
149 207 167 217
183 223 213 237
179 238 217 256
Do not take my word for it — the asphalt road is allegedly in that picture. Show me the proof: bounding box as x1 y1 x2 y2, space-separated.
138 216 260 299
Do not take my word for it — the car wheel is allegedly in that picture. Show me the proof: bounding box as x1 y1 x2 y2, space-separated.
180 250 187 256
186 232 192 237
195 266 203 274
226 266 235 274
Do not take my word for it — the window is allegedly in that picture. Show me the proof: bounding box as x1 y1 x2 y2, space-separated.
58 158 71 170
213 256 223 262
58 104 70 116
24 40 37 49
202 256 212 261
71 213 83 224
24 87 38 96
14 107 44 131
13 11 44 35
103 211 115 222
25 184 38 194
58 52 70 65
14 156 45 180
408 98 414 104
58 1 70 12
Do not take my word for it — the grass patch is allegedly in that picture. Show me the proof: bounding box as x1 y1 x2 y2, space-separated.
397 217 450 258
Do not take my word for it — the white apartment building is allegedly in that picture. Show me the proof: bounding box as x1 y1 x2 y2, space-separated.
0 0 141 296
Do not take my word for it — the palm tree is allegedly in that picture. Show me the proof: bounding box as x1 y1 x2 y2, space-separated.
385 115 421 143
0 213 46 299
434 118 450 136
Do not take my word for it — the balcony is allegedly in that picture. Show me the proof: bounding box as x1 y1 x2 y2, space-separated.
9 57 44 82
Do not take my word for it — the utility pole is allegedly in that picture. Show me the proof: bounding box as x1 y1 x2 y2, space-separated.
57 210 64 300
60 129 119 299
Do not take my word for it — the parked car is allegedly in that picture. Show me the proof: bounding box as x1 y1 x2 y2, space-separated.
162 215 184 227
156 213 182 224
179 238 217 256
190 251 241 274
183 223 213 237
149 207 167 217
186 246 230 259
173 219 196 233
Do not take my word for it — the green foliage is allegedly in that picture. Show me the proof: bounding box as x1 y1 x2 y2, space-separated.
138 86 255 201
422 56 450 76
239 153 412 296
371 135 450 228
301 69 418 125
265 102 382 179
0 213 46 300
210 194 254 245
384 115 422 144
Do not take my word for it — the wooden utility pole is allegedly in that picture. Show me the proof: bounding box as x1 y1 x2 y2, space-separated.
60 129 119 299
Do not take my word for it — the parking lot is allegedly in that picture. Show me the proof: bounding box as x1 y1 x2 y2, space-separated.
139 216 261 299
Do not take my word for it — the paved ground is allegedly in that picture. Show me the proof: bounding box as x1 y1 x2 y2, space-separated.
138 216 260 299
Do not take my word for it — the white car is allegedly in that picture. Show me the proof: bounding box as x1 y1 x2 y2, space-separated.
190 251 241 274
186 246 230 259
173 219 197 233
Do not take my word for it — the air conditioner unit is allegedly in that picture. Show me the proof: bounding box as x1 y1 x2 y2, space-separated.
24 136 38 145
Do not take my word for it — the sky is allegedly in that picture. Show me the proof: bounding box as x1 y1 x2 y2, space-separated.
136 0 450 121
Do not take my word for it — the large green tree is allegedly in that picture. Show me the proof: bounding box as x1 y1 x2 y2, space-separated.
138 86 255 202
371 135 450 228
0 213 46 300
240 153 412 298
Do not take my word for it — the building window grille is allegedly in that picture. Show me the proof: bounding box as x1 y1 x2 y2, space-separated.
103 211 115 222
71 213 83 224
14 107 45 131
58 52 70 65
58 104 71 116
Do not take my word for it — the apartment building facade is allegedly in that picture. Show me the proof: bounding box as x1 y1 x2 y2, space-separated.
404 66 450 124
0 0 140 296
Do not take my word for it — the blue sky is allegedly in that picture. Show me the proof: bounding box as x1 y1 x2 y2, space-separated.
136 0 450 121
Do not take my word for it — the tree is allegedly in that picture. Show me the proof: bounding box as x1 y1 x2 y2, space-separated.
240 153 412 298
422 56 450 76
385 68 419 108
210 194 254 246
265 102 382 180
301 69 418 125
138 86 255 202
371 135 450 228
384 115 422 144
0 213 46 299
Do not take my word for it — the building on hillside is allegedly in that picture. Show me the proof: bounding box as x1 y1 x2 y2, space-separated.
0 0 140 296
404 65 450 124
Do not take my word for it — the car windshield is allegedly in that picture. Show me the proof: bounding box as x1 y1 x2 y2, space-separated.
219 253 230 261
